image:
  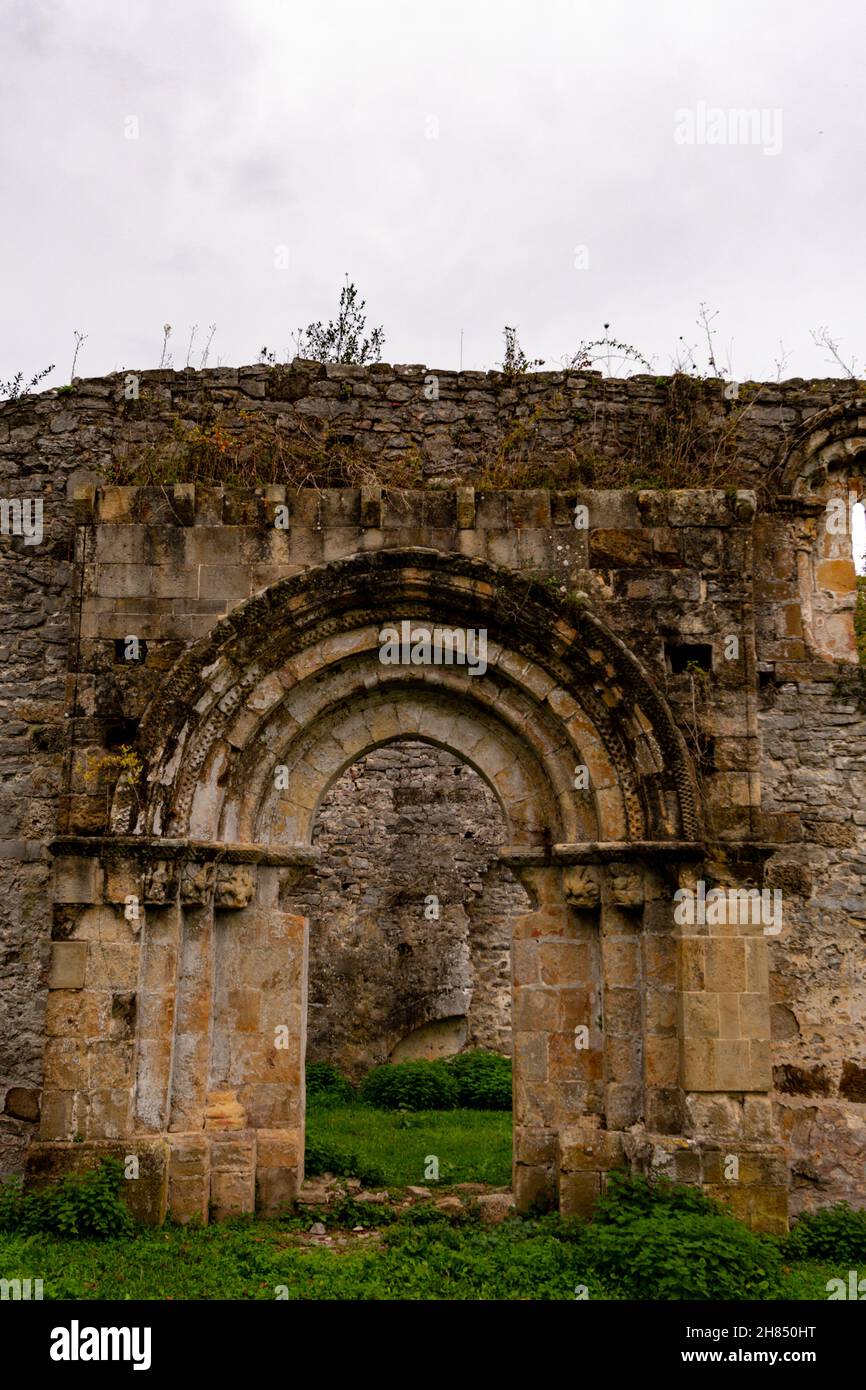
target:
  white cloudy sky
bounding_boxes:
[2,0,864,385]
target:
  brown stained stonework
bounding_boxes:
[1,368,865,1227]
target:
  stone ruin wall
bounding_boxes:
[295,742,521,1077]
[1,362,865,1220]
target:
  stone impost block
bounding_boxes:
[180,860,215,905]
[104,858,142,904]
[605,864,644,909]
[142,861,179,904]
[214,864,256,909]
[562,865,601,909]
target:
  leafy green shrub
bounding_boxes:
[593,1171,719,1224]
[784,1202,866,1262]
[359,1060,458,1112]
[582,1210,781,1299]
[306,1061,354,1106]
[0,1159,134,1238]
[578,1174,780,1300]
[309,1196,398,1230]
[444,1050,512,1110]
[0,1176,24,1233]
[304,1136,384,1188]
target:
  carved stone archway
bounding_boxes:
[36,550,784,1226]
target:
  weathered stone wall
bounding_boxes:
[758,671,866,1212]
[1,361,857,491]
[1,364,864,1222]
[291,742,521,1077]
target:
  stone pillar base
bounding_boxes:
[24,1128,304,1227]
[24,1139,169,1226]
[557,1123,788,1233]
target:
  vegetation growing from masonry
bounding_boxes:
[24,297,818,493]
[103,368,756,495]
[80,745,144,818]
[0,1158,133,1239]
[105,404,426,491]
[261,275,385,367]
[498,325,545,377]
[0,362,55,400]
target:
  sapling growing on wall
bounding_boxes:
[292,275,386,365]
[0,363,55,400]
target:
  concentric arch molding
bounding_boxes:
[109,548,702,844]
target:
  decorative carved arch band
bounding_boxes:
[111,549,702,847]
[779,398,866,496]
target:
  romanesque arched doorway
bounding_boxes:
[41,548,731,1221]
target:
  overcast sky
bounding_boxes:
[2,0,864,387]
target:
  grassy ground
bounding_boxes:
[0,1107,856,1300]
[0,1212,843,1302]
[305,1104,512,1187]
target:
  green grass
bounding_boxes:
[305,1103,512,1188]
[0,1215,599,1301]
[1,1117,860,1301]
[0,1215,848,1302]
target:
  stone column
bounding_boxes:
[168,861,217,1133]
[134,860,182,1134]
[207,862,309,1214]
[509,858,602,1212]
[599,862,646,1131]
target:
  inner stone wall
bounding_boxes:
[290,741,522,1077]
[757,669,866,1210]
